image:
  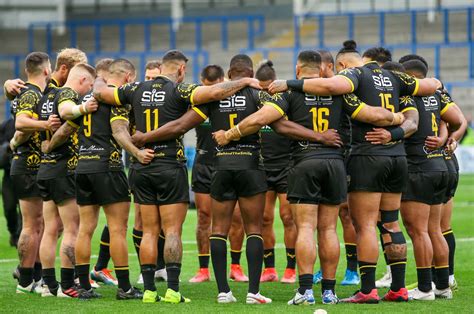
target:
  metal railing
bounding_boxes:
[27,14,265,55]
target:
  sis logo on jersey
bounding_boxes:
[219,95,246,108]
[141,89,166,104]
[372,74,393,87]
[41,100,54,114]
[304,94,332,104]
[421,95,439,110]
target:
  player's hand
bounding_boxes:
[446,137,458,154]
[392,112,405,125]
[268,80,288,94]
[4,79,26,96]
[41,140,51,154]
[245,78,262,90]
[212,130,230,146]
[46,114,61,132]
[365,128,392,145]
[135,148,154,164]
[9,138,17,152]
[84,97,99,113]
[131,131,147,148]
[318,129,343,147]
[425,136,445,150]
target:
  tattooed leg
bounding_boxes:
[58,198,80,268]
[18,198,43,268]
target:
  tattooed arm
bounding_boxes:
[111,119,154,164]
[42,122,77,154]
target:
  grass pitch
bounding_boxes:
[0,174,473,313]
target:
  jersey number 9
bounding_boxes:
[83,114,92,137]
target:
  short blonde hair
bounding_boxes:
[55,48,88,71]
[70,63,96,79]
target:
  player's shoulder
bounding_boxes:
[57,86,79,102]
[338,67,362,77]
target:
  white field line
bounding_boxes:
[1,237,473,264]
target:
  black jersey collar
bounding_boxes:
[25,81,42,92]
[363,60,380,69]
[50,77,60,87]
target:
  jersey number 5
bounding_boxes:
[309,107,329,132]
[83,114,92,137]
[145,109,159,132]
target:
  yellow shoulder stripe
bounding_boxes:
[110,116,128,123]
[190,87,198,106]
[192,106,208,120]
[350,103,365,119]
[337,75,355,93]
[440,102,455,116]
[16,110,33,117]
[412,79,420,96]
[263,101,285,116]
[113,88,122,106]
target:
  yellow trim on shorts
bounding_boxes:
[401,107,418,113]
[113,88,122,106]
[337,75,355,93]
[350,103,365,119]
[263,102,285,116]
[192,106,208,120]
[440,102,455,116]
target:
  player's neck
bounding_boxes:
[26,75,47,92]
[159,72,178,82]
[51,72,62,86]
[297,72,319,79]
[107,78,124,87]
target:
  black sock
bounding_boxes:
[286,248,296,269]
[230,250,241,265]
[246,234,264,294]
[321,278,336,294]
[60,268,75,290]
[42,268,58,289]
[33,262,42,282]
[443,229,456,276]
[141,264,156,291]
[263,248,275,268]
[18,267,34,287]
[431,266,437,286]
[379,233,390,264]
[132,228,142,263]
[166,263,181,292]
[345,244,358,271]
[298,274,313,294]
[359,261,376,294]
[157,232,166,270]
[95,225,110,271]
[115,266,131,291]
[435,266,449,290]
[75,264,91,290]
[416,268,432,292]
[198,254,210,269]
[210,234,230,293]
[389,261,406,291]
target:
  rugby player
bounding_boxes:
[129,53,339,304]
[313,49,360,286]
[92,50,263,303]
[254,60,296,284]
[391,59,462,300]
[189,64,248,283]
[10,52,61,294]
[268,40,440,303]
[144,60,162,81]
[217,50,406,305]
[38,63,96,297]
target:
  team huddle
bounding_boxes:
[4,39,466,305]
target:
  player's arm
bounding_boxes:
[365,109,419,145]
[343,94,405,127]
[189,78,261,105]
[270,118,342,147]
[58,97,98,120]
[441,101,467,153]
[131,108,205,147]
[111,119,154,164]
[425,120,448,150]
[268,76,354,96]
[9,131,30,151]
[3,79,25,100]
[42,122,77,154]
[413,78,441,96]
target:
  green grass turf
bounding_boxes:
[0,174,473,313]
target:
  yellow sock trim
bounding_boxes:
[198,254,210,257]
[345,243,357,246]
[210,236,227,242]
[159,234,166,239]
[247,234,263,241]
[416,266,432,269]
[230,249,242,253]
[442,230,453,236]
[115,266,129,271]
[434,265,449,269]
[359,265,376,270]
[76,263,90,266]
[100,241,110,246]
[388,261,407,266]
[132,233,142,239]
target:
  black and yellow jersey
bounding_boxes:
[115,76,197,172]
[260,125,291,170]
[36,79,61,143]
[338,61,418,156]
[194,88,284,170]
[194,119,215,166]
[276,90,362,163]
[75,89,128,174]
[10,82,43,175]
[37,87,80,179]
[405,91,453,172]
